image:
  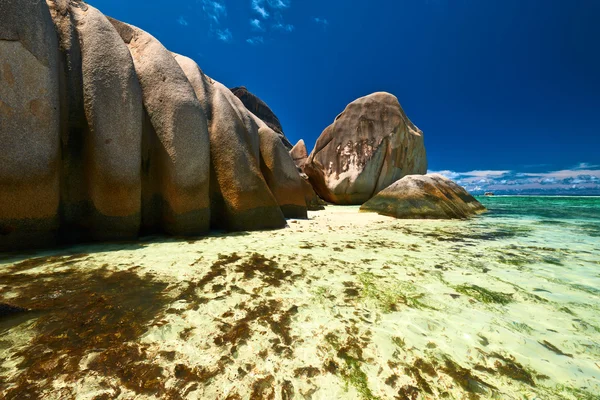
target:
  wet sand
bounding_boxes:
[0,205,599,399]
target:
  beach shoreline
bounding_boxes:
[1,200,599,399]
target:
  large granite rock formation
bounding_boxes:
[0,0,307,250]
[0,0,61,249]
[230,86,293,150]
[304,92,428,205]
[360,174,486,219]
[173,54,306,226]
[111,20,211,235]
[72,5,145,239]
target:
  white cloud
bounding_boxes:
[202,0,227,24]
[267,0,291,9]
[217,28,233,42]
[252,0,269,18]
[246,36,264,45]
[201,0,233,43]
[572,162,599,170]
[273,22,294,32]
[429,165,600,194]
[250,0,294,37]
[250,18,263,30]
[312,16,329,25]
[272,12,294,32]
[460,170,512,178]
[177,16,189,26]
[430,170,462,180]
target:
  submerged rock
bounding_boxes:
[360,174,486,219]
[304,92,427,205]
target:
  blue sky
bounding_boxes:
[89,0,600,194]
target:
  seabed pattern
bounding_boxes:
[0,198,599,400]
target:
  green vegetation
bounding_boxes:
[538,340,573,358]
[489,352,536,386]
[324,332,380,400]
[0,265,173,398]
[455,284,513,305]
[441,357,497,397]
[391,336,406,349]
[510,321,534,334]
[358,272,434,312]
[417,224,533,243]
[550,385,600,400]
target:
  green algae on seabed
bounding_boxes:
[358,272,435,312]
[0,199,599,399]
[455,284,514,305]
[413,223,534,242]
[0,265,172,399]
[324,331,380,400]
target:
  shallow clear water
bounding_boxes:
[0,197,599,399]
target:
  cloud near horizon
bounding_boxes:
[431,165,600,195]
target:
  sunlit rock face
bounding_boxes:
[0,0,306,250]
[304,92,428,205]
[290,139,309,170]
[360,174,486,219]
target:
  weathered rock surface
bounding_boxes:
[230,86,293,150]
[304,92,427,205]
[0,1,307,250]
[111,20,211,236]
[256,120,308,219]
[0,0,61,249]
[289,139,326,210]
[299,178,327,211]
[360,174,486,219]
[72,5,143,239]
[290,139,309,170]
[174,54,288,230]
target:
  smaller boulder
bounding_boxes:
[360,174,486,219]
[290,140,326,210]
[290,139,309,170]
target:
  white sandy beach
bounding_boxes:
[0,206,599,399]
